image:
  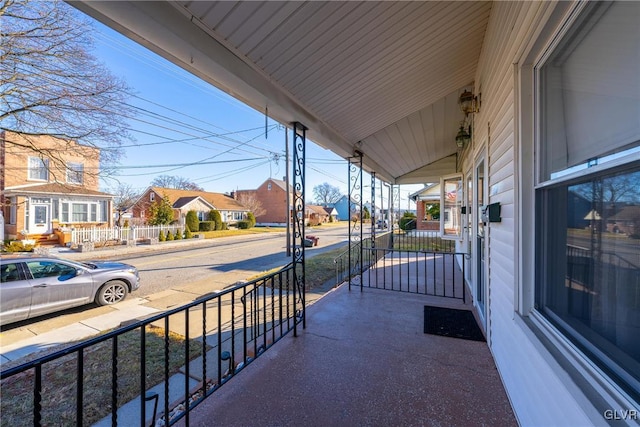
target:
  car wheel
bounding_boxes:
[96,280,128,306]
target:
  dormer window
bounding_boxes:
[28,157,49,181]
[66,162,84,185]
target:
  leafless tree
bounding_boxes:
[236,192,266,218]
[110,183,139,226]
[150,175,204,191]
[313,182,343,205]
[0,0,134,175]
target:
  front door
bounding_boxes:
[473,157,487,323]
[30,203,50,234]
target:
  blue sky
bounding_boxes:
[90,18,419,208]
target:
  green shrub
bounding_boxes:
[184,228,192,239]
[246,212,256,228]
[186,210,199,234]
[399,212,417,231]
[237,220,250,229]
[221,222,228,230]
[3,241,35,252]
[166,230,174,241]
[174,229,182,240]
[208,210,222,230]
[199,221,214,231]
[158,231,166,242]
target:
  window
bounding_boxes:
[536,1,640,400]
[1,263,21,283]
[28,157,49,181]
[440,174,463,239]
[100,200,108,222]
[150,193,155,202]
[72,203,88,222]
[9,197,16,224]
[66,162,83,185]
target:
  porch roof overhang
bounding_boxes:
[71,1,491,184]
[3,183,114,198]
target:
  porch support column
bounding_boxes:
[348,151,363,291]
[292,122,307,334]
[371,172,376,248]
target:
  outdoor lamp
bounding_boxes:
[458,89,479,116]
[456,125,471,148]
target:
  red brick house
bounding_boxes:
[234,178,294,226]
[1,131,113,242]
[410,184,440,231]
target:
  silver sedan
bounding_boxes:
[0,254,140,325]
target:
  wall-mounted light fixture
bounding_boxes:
[456,89,479,149]
[458,89,479,116]
[455,123,471,148]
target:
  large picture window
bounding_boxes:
[536,1,640,400]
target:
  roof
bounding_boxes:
[3,183,113,198]
[609,206,640,221]
[323,207,338,215]
[307,205,330,215]
[149,187,247,211]
[75,1,491,184]
[410,183,440,201]
[172,196,214,210]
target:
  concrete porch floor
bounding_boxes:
[177,283,516,427]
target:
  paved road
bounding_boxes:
[0,224,352,363]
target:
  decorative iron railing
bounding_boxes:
[335,231,465,302]
[0,263,303,427]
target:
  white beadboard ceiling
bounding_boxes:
[72,1,491,184]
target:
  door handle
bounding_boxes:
[33,284,48,288]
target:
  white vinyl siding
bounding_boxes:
[471,2,601,425]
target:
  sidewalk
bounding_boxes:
[1,232,342,365]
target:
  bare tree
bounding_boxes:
[110,183,139,226]
[0,0,134,174]
[236,192,266,218]
[313,182,343,205]
[150,175,204,191]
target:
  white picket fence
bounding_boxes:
[70,225,184,244]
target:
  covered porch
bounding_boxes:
[177,283,514,427]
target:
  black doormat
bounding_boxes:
[424,306,485,342]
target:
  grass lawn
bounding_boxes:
[0,326,204,426]
[246,244,349,290]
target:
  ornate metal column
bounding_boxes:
[292,122,307,334]
[348,151,363,291]
[370,172,376,248]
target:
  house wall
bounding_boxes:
[2,131,100,190]
[465,2,623,425]
[238,180,290,224]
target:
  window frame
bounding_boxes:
[66,162,84,185]
[522,0,640,406]
[28,157,49,181]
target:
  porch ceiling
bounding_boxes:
[72,1,491,184]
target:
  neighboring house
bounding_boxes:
[1,131,113,242]
[130,187,248,226]
[608,205,640,236]
[323,206,338,222]
[328,195,355,221]
[234,178,294,226]
[305,205,329,226]
[410,184,440,231]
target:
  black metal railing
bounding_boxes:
[0,263,303,427]
[334,231,464,302]
[334,232,392,285]
[361,249,466,302]
[392,230,455,252]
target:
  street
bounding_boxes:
[0,224,352,362]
